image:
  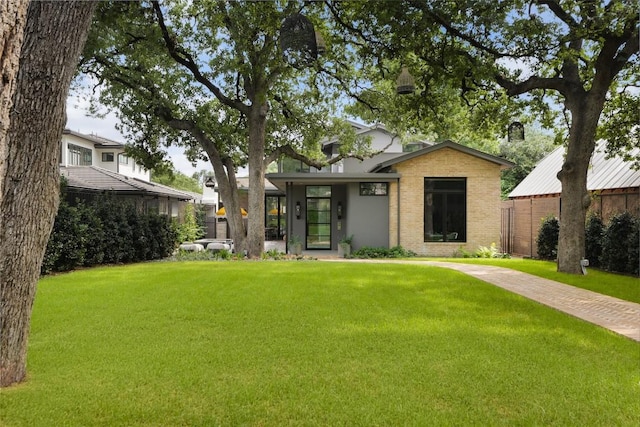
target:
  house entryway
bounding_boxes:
[306,186,332,249]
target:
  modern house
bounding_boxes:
[502,141,640,257]
[60,129,194,218]
[267,122,513,256]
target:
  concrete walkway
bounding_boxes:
[324,259,640,342]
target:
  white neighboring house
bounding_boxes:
[59,129,195,220]
[61,129,150,180]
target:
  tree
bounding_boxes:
[79,0,371,257]
[0,0,96,388]
[0,0,30,200]
[330,0,638,274]
[151,166,203,194]
[500,127,557,198]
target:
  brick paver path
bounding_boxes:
[326,259,640,342]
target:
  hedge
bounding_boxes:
[42,194,178,275]
[536,212,639,275]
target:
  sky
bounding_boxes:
[65,95,215,177]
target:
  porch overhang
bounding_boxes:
[265,172,401,191]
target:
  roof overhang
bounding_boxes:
[266,172,401,191]
[370,140,515,172]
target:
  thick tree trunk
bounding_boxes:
[0,0,96,388]
[0,0,30,200]
[246,105,267,258]
[556,92,605,274]
[197,136,246,253]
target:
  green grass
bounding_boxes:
[437,258,640,303]
[2,262,639,426]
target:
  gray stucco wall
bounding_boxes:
[286,183,388,251]
[345,182,389,250]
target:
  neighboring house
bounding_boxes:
[267,122,513,256]
[502,140,640,257]
[60,129,194,219]
[62,129,149,181]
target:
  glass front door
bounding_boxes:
[306,186,331,249]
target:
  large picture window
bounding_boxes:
[424,178,466,242]
[68,144,92,166]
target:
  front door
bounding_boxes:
[306,186,331,249]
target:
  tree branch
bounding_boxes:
[536,0,579,28]
[150,0,248,114]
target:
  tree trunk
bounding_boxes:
[556,91,605,274]
[0,0,30,201]
[0,0,96,388]
[197,136,246,253]
[246,105,267,258]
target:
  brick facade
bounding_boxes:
[389,147,504,256]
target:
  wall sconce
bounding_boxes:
[295,201,301,219]
[337,201,343,219]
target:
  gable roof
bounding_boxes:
[369,140,514,172]
[508,140,640,198]
[61,166,193,200]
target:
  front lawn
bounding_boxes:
[441,258,640,303]
[2,262,638,425]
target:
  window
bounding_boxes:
[306,186,331,249]
[119,154,129,165]
[280,157,310,173]
[68,144,92,166]
[360,182,388,196]
[424,178,466,242]
[102,152,114,162]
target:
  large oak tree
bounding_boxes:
[78,0,375,257]
[0,0,96,387]
[330,0,638,273]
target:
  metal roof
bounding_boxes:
[60,166,194,200]
[508,140,640,198]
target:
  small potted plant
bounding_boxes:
[288,234,303,255]
[338,234,353,258]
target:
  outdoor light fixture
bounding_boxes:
[508,121,525,142]
[337,201,343,219]
[295,201,301,219]
[204,176,216,188]
[280,13,318,68]
[396,66,415,95]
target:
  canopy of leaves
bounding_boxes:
[329,0,638,160]
[151,166,202,194]
[77,0,380,172]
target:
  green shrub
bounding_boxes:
[352,246,416,259]
[78,201,105,266]
[453,243,510,259]
[175,203,204,243]
[42,189,179,274]
[601,212,638,274]
[626,219,639,276]
[475,243,510,259]
[584,213,604,268]
[536,216,559,260]
[41,201,87,274]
